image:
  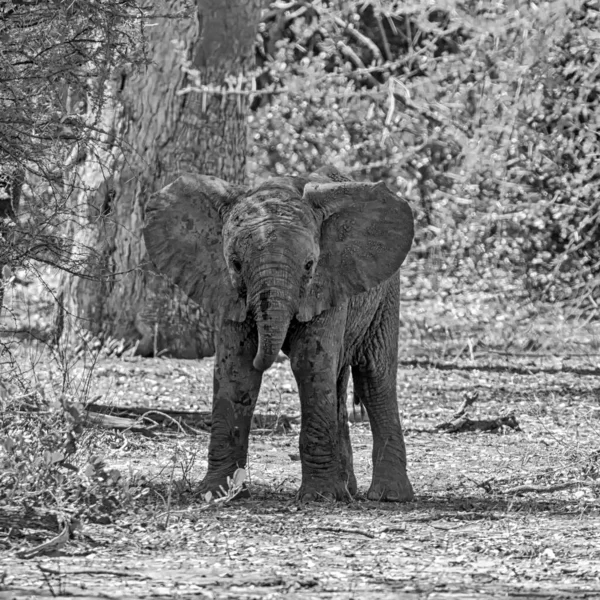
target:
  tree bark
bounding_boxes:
[57,0,265,357]
[0,168,24,316]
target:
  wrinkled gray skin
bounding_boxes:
[143,167,415,502]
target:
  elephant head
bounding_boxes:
[143,173,414,372]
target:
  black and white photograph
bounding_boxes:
[1,1,599,598]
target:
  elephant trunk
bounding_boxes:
[253,322,286,372]
[250,278,294,372]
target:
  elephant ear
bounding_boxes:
[298,181,414,321]
[143,174,247,321]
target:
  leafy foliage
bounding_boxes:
[0,418,116,524]
[249,0,600,310]
[0,346,144,524]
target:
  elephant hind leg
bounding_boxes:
[337,365,357,497]
[352,289,414,502]
[352,357,413,502]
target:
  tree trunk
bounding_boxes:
[0,168,24,316]
[56,0,265,357]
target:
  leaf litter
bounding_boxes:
[2,349,600,599]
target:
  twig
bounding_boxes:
[428,523,465,531]
[466,476,495,494]
[405,511,508,523]
[332,15,383,62]
[181,422,210,435]
[452,391,479,418]
[38,566,140,577]
[139,410,187,434]
[16,521,71,559]
[375,13,393,61]
[337,41,380,87]
[505,480,600,495]
[398,358,600,377]
[270,0,304,10]
[83,411,155,435]
[449,340,470,364]
[154,489,247,521]
[313,525,408,537]
[309,526,375,538]
[164,449,177,529]
[487,350,600,358]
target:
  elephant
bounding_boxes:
[143,167,415,502]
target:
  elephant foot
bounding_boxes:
[198,473,250,501]
[298,475,356,503]
[367,472,414,502]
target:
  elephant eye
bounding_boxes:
[232,258,242,273]
[304,260,314,272]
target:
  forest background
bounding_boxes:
[2,0,599,353]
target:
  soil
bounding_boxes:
[2,347,600,599]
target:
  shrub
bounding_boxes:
[249,0,600,310]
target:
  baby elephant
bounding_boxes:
[143,167,414,502]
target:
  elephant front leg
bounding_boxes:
[289,310,355,502]
[199,320,262,498]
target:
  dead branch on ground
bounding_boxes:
[504,480,600,495]
[406,392,522,434]
[84,402,296,435]
[434,391,521,433]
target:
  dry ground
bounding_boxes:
[2,345,600,599]
[1,280,600,598]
